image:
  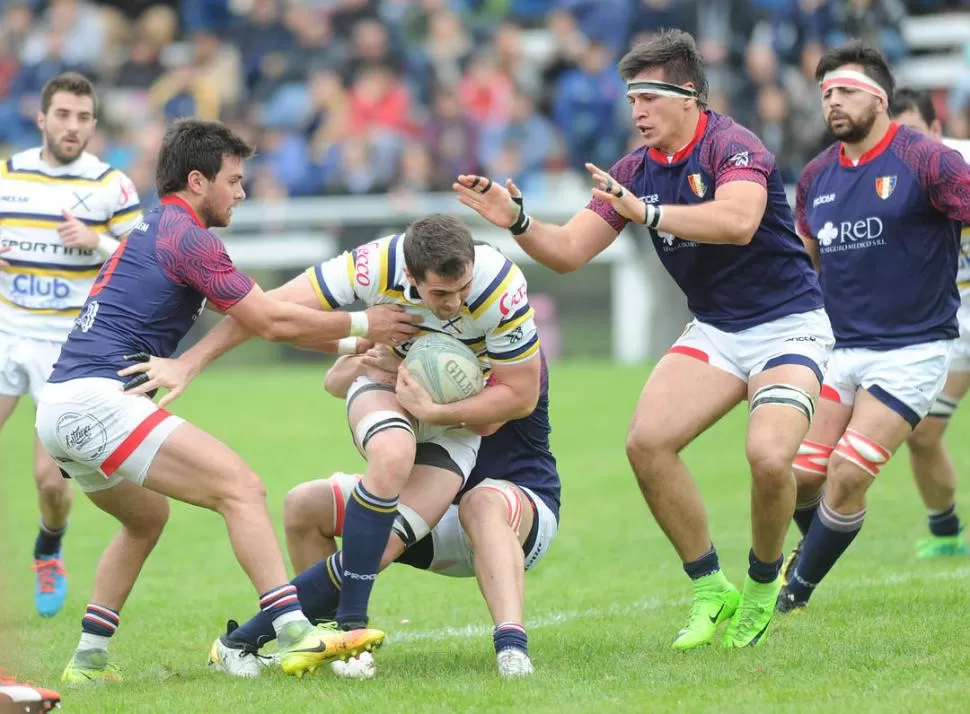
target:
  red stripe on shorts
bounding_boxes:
[101,409,172,477]
[667,345,710,362]
[820,385,842,403]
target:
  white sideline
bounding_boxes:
[386,566,970,644]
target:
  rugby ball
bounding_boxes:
[403,332,484,404]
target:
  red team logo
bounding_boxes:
[499,283,528,316]
[687,173,707,198]
[874,175,897,200]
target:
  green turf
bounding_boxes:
[1,363,968,713]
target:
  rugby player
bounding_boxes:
[777,43,970,613]
[34,118,413,683]
[207,344,558,678]
[454,29,832,648]
[123,215,544,669]
[889,87,969,558]
[0,72,141,617]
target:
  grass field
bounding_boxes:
[1,363,969,714]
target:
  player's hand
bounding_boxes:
[0,245,10,268]
[116,353,197,408]
[57,210,100,249]
[362,304,420,347]
[453,175,520,228]
[395,365,441,423]
[585,163,646,223]
[361,344,403,375]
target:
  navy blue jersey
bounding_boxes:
[50,197,255,383]
[797,124,970,349]
[459,352,560,522]
[587,110,823,332]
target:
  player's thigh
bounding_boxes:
[909,369,970,447]
[0,394,19,428]
[628,352,746,456]
[392,460,465,554]
[829,389,914,497]
[284,478,343,536]
[746,363,823,473]
[345,376,416,463]
[86,478,170,534]
[142,421,264,509]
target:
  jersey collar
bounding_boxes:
[838,122,899,168]
[648,110,709,165]
[161,195,205,228]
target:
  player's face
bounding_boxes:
[37,92,96,165]
[822,82,880,144]
[200,155,246,228]
[411,263,474,321]
[627,68,696,152]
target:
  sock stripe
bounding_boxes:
[928,505,956,520]
[85,604,119,625]
[326,553,343,590]
[259,584,297,607]
[796,491,823,510]
[351,483,399,513]
[494,622,527,634]
[818,498,866,531]
[39,520,66,536]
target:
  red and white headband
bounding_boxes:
[819,70,888,103]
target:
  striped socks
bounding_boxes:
[788,496,865,603]
[78,604,119,652]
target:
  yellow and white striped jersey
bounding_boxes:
[306,233,540,369]
[944,138,970,304]
[0,149,142,342]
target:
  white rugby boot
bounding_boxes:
[496,648,534,678]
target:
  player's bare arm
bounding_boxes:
[396,354,541,427]
[324,354,396,399]
[453,175,619,273]
[586,163,767,245]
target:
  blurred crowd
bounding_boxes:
[2,0,969,209]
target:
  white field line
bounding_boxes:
[387,566,970,644]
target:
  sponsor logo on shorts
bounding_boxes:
[785,335,818,342]
[56,412,108,462]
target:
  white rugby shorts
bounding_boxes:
[670,308,834,383]
[0,331,62,402]
[950,305,970,373]
[35,378,184,493]
[821,340,954,427]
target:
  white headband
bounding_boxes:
[819,70,888,103]
[626,80,697,100]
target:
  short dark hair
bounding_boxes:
[890,86,937,126]
[815,40,895,104]
[41,72,97,115]
[403,214,476,282]
[155,118,255,196]
[617,29,709,106]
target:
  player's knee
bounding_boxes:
[458,486,508,530]
[127,497,170,543]
[217,461,267,512]
[283,482,333,535]
[34,460,70,497]
[625,425,670,477]
[746,441,794,488]
[365,431,416,491]
[826,452,874,500]
[907,418,945,453]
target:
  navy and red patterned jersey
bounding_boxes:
[50,196,255,383]
[586,110,822,333]
[459,351,560,522]
[797,123,970,350]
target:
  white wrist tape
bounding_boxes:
[337,337,358,355]
[349,311,368,338]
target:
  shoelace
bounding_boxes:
[733,600,770,636]
[33,559,66,594]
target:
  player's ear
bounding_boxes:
[186,169,207,195]
[35,111,45,132]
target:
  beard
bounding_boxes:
[199,194,229,228]
[826,103,878,144]
[45,132,86,165]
